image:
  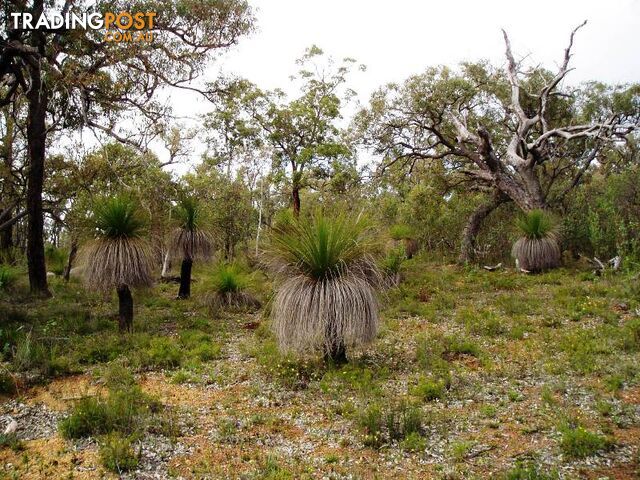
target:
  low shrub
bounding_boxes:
[559,425,612,459]
[59,384,158,439]
[411,375,448,401]
[357,399,425,448]
[99,432,139,473]
[207,264,261,314]
[0,265,17,291]
[0,432,24,452]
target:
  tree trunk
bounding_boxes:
[494,169,546,212]
[324,315,347,365]
[292,186,301,217]
[325,342,347,365]
[63,237,78,282]
[0,208,14,261]
[458,191,509,264]
[25,27,51,297]
[161,250,171,278]
[177,258,192,299]
[1,113,15,260]
[116,284,134,332]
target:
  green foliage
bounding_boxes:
[357,400,424,448]
[411,376,448,401]
[389,224,414,240]
[381,247,405,276]
[142,337,183,369]
[400,431,427,452]
[269,211,375,280]
[99,433,139,473]
[0,265,17,291]
[91,196,147,239]
[499,461,559,480]
[211,264,249,294]
[59,384,158,439]
[559,425,612,458]
[516,210,555,240]
[45,245,67,276]
[174,196,202,232]
[0,433,24,452]
[564,167,640,264]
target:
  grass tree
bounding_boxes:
[83,197,154,332]
[267,212,381,364]
[169,197,213,299]
[512,210,561,273]
[206,263,260,315]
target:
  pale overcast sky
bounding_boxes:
[159,0,640,170]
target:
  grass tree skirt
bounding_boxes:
[272,275,379,362]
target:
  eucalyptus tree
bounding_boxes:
[0,0,254,296]
[357,23,639,263]
[207,46,361,216]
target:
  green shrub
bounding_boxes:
[0,265,17,291]
[211,263,249,293]
[389,224,414,241]
[411,376,448,401]
[59,385,157,439]
[45,244,67,276]
[381,247,405,275]
[143,337,183,369]
[443,335,481,357]
[512,210,561,272]
[499,461,559,479]
[0,433,24,452]
[358,399,424,448]
[559,425,612,459]
[516,210,555,240]
[400,431,427,452]
[99,433,139,473]
[207,264,260,313]
[358,403,383,448]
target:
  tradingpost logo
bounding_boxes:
[5,7,157,43]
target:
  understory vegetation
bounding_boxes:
[1,255,639,478]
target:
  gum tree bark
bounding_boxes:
[458,190,510,264]
[25,20,51,297]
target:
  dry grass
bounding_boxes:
[272,272,379,356]
[169,229,213,262]
[512,236,561,272]
[82,237,154,291]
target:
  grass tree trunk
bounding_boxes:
[63,237,78,282]
[458,191,509,264]
[116,284,134,332]
[325,342,347,365]
[178,258,193,299]
[324,316,347,365]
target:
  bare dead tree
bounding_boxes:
[358,22,638,263]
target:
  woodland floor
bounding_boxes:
[0,258,639,479]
